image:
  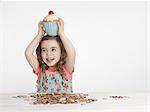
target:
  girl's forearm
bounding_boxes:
[25,34,42,55]
[59,33,75,55]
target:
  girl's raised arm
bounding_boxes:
[25,21,45,71]
[57,19,76,73]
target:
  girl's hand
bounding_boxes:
[38,21,45,36]
[57,18,64,36]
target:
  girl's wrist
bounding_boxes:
[59,33,65,37]
[37,32,44,37]
[36,33,43,40]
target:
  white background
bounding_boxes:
[0,1,149,93]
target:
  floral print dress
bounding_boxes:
[33,65,73,93]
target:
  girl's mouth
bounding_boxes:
[46,58,55,63]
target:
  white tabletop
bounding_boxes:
[0,92,149,112]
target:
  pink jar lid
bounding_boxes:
[43,10,59,22]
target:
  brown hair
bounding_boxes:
[36,35,67,79]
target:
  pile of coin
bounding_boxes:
[14,93,97,105]
[31,93,97,104]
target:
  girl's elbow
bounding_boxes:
[24,50,29,58]
[24,49,31,57]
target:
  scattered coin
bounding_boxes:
[109,95,129,99]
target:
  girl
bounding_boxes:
[25,19,76,93]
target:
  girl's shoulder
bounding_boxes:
[33,66,42,75]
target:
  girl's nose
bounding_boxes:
[47,51,53,56]
[47,52,51,56]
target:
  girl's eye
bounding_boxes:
[51,48,56,51]
[42,49,46,52]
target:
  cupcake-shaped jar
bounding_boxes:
[43,11,59,36]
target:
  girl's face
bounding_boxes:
[41,39,61,67]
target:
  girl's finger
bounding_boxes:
[38,21,43,27]
[58,18,64,24]
[58,18,63,22]
[57,21,60,27]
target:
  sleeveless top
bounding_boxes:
[33,65,73,93]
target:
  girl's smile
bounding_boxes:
[46,57,55,63]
